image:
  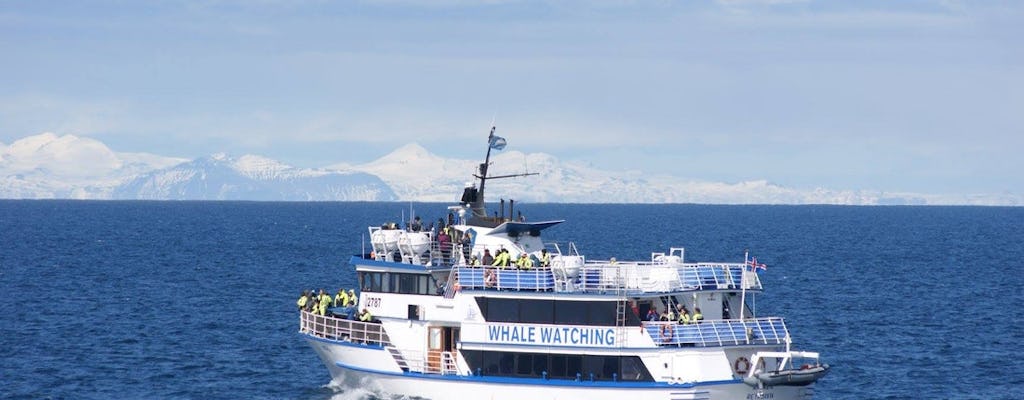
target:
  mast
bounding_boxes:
[468,126,537,222]
[470,127,496,219]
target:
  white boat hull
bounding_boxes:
[305,336,816,400]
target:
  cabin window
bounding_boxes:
[460,350,653,382]
[474,297,640,326]
[357,271,434,295]
[553,301,587,325]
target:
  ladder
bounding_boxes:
[614,265,628,348]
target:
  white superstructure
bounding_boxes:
[299,128,829,400]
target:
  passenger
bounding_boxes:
[296,290,309,311]
[484,268,497,287]
[470,255,481,266]
[630,300,640,317]
[492,249,509,268]
[334,289,348,308]
[481,249,494,266]
[516,253,533,270]
[693,307,704,324]
[317,289,331,316]
[438,230,452,264]
[609,257,618,265]
[540,249,551,268]
[647,308,659,322]
[347,289,358,307]
[460,233,472,262]
[410,216,422,232]
[358,308,373,322]
[678,306,691,325]
[660,308,671,322]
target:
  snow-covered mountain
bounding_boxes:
[113,153,395,201]
[0,133,187,199]
[2,132,1019,205]
[335,145,1021,205]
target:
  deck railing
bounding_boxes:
[299,310,390,346]
[451,262,761,294]
[642,317,788,347]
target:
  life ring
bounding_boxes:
[734,357,751,375]
[660,324,674,343]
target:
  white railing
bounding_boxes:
[577,261,761,294]
[299,310,389,345]
[642,317,788,347]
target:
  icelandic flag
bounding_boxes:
[747,257,767,273]
[488,128,507,150]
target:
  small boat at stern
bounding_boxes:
[297,127,830,400]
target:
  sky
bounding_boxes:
[1,0,1021,196]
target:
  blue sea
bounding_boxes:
[2,200,1023,399]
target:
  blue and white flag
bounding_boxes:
[489,135,507,150]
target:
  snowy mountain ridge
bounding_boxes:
[1,132,1020,205]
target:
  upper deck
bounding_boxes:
[451,260,762,295]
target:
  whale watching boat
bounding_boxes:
[298,128,830,399]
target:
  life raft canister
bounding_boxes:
[734,357,751,375]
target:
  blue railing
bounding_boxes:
[456,267,556,291]
[643,317,788,347]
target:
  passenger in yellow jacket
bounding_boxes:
[358,308,373,322]
[334,289,348,307]
[516,254,533,270]
[296,291,309,310]
[317,290,331,315]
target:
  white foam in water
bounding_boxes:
[324,377,390,400]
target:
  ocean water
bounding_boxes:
[1,200,1022,399]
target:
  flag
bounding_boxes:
[488,130,507,150]
[747,257,767,272]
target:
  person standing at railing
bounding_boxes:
[316,290,331,315]
[540,249,551,268]
[492,248,510,268]
[481,249,494,266]
[516,253,533,270]
[693,307,704,324]
[358,308,373,322]
[347,289,358,307]
[297,290,309,311]
[334,289,348,308]
[677,305,691,325]
[438,229,452,264]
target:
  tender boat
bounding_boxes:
[298,127,830,399]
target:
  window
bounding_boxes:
[460,350,652,382]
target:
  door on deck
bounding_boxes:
[427,326,460,373]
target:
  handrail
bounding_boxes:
[300,311,464,375]
[642,317,788,347]
[450,261,761,294]
[299,310,390,346]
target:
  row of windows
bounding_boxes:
[475,297,642,326]
[359,271,438,295]
[460,350,653,382]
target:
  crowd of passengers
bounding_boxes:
[381,212,539,267]
[639,301,704,325]
[296,288,374,323]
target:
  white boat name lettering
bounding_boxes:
[487,324,615,346]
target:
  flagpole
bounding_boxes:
[740,249,749,322]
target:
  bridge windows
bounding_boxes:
[358,271,436,295]
[475,297,641,326]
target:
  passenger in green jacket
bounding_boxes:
[334,289,348,307]
[317,290,331,315]
[358,308,373,322]
[296,290,309,310]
